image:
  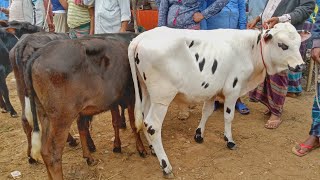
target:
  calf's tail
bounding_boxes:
[128,36,143,132]
[24,54,42,161]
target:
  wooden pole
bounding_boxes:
[131,0,138,33]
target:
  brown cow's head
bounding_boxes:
[261,22,309,75]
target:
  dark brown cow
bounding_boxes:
[9,32,80,164]
[24,37,146,179]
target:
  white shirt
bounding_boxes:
[9,0,33,23]
[261,0,291,23]
[94,0,131,34]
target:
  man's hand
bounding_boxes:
[263,17,279,29]
[312,47,320,64]
[247,16,260,29]
[193,12,204,23]
[119,28,126,33]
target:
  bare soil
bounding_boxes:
[0,72,320,180]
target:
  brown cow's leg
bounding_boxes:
[111,105,121,153]
[119,105,127,129]
[83,116,96,152]
[41,117,72,180]
[21,116,37,164]
[127,102,147,157]
[77,116,96,166]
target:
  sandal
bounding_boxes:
[235,102,250,115]
[292,143,320,157]
[264,119,282,129]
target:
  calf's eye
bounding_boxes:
[278,43,289,50]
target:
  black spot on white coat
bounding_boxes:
[195,53,199,61]
[199,58,205,72]
[161,159,167,168]
[201,82,205,86]
[147,126,155,135]
[135,53,140,64]
[257,33,261,44]
[233,78,238,88]
[189,40,194,48]
[211,59,218,75]
[226,107,231,114]
[143,72,146,80]
[204,83,209,89]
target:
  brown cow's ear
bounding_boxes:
[0,20,8,27]
[6,27,16,34]
[263,33,273,42]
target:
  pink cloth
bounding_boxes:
[74,0,83,5]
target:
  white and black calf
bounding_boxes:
[128,22,308,177]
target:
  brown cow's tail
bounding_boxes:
[24,53,42,161]
[128,35,144,132]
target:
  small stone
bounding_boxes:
[10,171,21,179]
[110,137,115,141]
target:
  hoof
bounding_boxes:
[139,150,147,158]
[113,147,121,153]
[163,171,174,179]
[227,142,237,150]
[28,156,37,164]
[1,108,7,113]
[10,112,18,118]
[88,145,96,152]
[68,139,79,147]
[86,158,98,166]
[194,134,204,143]
[224,135,228,142]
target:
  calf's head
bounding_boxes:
[261,22,310,75]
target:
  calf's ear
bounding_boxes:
[5,27,16,34]
[297,30,312,42]
[263,33,273,42]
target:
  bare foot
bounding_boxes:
[265,114,282,129]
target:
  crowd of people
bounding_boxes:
[0,0,319,157]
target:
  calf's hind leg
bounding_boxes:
[143,103,174,178]
[41,116,73,180]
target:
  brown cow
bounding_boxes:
[24,37,146,179]
[9,32,80,164]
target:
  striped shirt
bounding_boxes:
[67,0,91,28]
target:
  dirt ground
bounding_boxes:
[0,72,320,180]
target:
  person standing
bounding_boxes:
[158,0,230,30]
[247,0,315,129]
[292,10,320,156]
[61,0,94,38]
[51,0,69,33]
[94,0,131,33]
